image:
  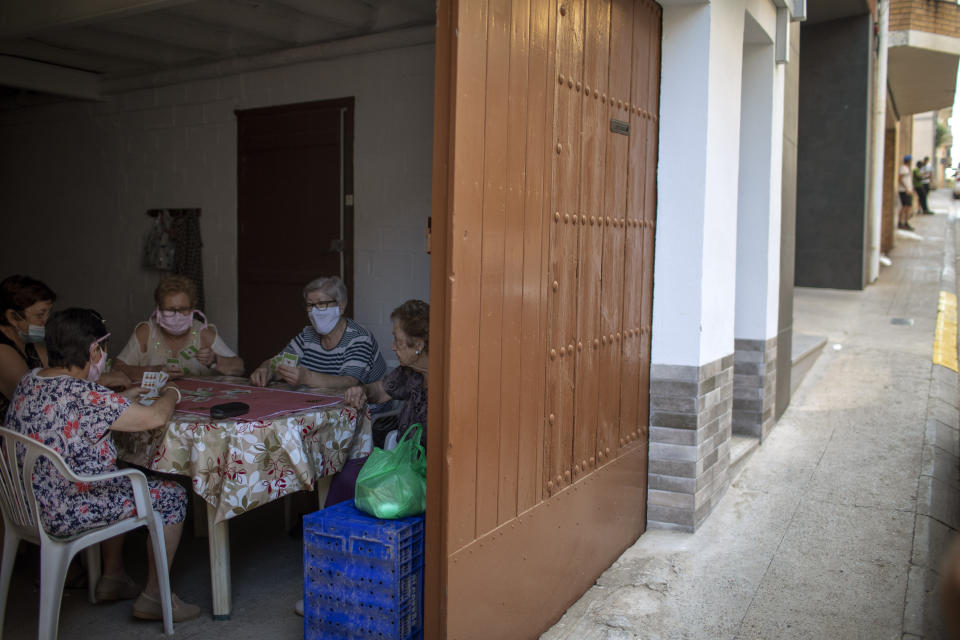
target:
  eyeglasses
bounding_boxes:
[305,300,338,312]
[160,307,192,315]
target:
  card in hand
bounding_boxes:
[139,371,169,405]
[141,371,169,389]
[269,354,283,373]
[280,352,300,368]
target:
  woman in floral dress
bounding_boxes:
[4,308,200,622]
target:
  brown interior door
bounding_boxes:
[237,98,354,370]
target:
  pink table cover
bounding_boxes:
[173,378,340,420]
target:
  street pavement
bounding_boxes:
[542,189,960,640]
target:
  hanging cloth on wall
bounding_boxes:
[167,208,205,312]
[143,210,176,270]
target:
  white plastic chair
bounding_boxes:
[0,426,174,639]
[371,402,402,451]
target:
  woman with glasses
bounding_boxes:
[344,299,429,448]
[114,275,244,381]
[249,276,386,390]
[5,308,200,621]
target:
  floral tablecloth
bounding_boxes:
[114,403,372,523]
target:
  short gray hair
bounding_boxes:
[302,276,348,306]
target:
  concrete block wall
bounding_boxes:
[733,337,777,439]
[0,43,434,359]
[647,355,734,531]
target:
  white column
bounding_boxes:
[653,1,745,367]
[868,0,889,282]
[735,19,782,342]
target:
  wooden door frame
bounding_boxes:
[424,0,454,636]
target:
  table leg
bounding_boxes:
[207,503,232,620]
[192,492,209,538]
[315,475,332,509]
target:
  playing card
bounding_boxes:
[141,371,163,389]
[281,352,300,368]
[269,354,283,373]
[179,345,199,361]
[139,370,169,405]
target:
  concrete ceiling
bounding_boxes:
[805,0,873,25]
[0,0,436,101]
[888,43,960,117]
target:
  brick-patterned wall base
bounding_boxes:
[733,337,777,440]
[647,354,733,532]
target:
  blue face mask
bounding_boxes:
[17,322,45,343]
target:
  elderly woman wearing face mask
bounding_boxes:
[344,299,429,447]
[114,275,244,381]
[0,275,56,418]
[250,276,386,390]
[5,308,200,621]
[1,276,132,416]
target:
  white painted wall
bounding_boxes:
[655,0,785,366]
[654,1,743,367]
[735,24,783,341]
[700,2,746,363]
[651,4,711,367]
[912,111,937,167]
[0,43,434,364]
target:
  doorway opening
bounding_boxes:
[236,98,355,368]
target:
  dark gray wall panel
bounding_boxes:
[796,13,872,290]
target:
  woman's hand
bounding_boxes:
[196,346,215,367]
[343,385,367,409]
[161,384,181,404]
[160,364,184,379]
[119,386,148,401]
[275,364,307,386]
[250,367,271,387]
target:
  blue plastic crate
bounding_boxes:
[303,500,424,640]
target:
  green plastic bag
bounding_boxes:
[354,423,426,519]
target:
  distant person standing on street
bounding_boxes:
[899,155,915,231]
[913,160,927,217]
[921,156,933,214]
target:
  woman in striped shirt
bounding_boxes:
[249,276,386,390]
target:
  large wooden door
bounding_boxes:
[237,99,354,369]
[427,0,661,638]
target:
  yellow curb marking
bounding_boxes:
[934,291,958,372]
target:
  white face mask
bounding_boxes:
[309,306,341,336]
